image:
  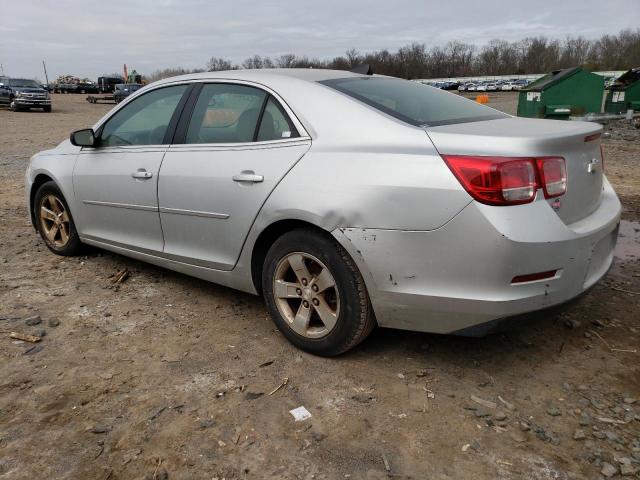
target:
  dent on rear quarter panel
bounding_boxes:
[257,148,471,232]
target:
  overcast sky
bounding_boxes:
[2,0,639,81]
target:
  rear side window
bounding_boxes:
[186,84,266,144]
[257,97,298,141]
[186,84,299,144]
[320,77,507,127]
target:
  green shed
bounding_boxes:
[604,67,640,114]
[517,67,604,119]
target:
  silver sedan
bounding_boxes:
[25,69,621,355]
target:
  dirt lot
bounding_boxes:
[1,93,639,480]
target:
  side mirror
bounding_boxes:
[70,128,97,147]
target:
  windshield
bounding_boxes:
[9,78,40,88]
[320,77,507,127]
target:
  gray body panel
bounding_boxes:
[74,145,166,252]
[25,69,622,334]
[159,139,311,270]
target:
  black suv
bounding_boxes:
[0,78,52,112]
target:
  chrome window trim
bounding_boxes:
[92,79,310,142]
[166,137,311,152]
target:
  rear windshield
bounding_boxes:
[319,77,507,127]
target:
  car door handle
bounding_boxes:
[232,171,263,183]
[131,169,153,179]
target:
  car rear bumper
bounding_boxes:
[333,177,621,334]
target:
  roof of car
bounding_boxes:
[153,68,365,87]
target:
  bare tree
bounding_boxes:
[195,28,640,80]
[275,54,297,68]
[345,48,362,67]
[206,57,235,72]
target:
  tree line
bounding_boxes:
[146,28,640,82]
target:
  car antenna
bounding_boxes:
[350,64,373,75]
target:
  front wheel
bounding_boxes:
[44,106,52,112]
[262,229,375,356]
[34,181,82,256]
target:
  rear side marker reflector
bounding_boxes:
[442,155,567,206]
[511,270,558,284]
[584,133,601,142]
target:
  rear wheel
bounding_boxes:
[34,181,82,256]
[262,229,375,356]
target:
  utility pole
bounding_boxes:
[0,64,5,76]
[42,60,49,85]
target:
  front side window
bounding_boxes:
[320,77,507,127]
[100,85,188,147]
[186,84,267,144]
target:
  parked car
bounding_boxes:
[0,82,11,106]
[25,69,620,355]
[53,83,73,94]
[73,82,100,94]
[0,78,51,112]
[113,83,143,103]
[513,79,530,90]
[457,84,467,92]
[476,83,487,92]
[466,83,477,91]
[501,82,515,91]
[486,83,497,91]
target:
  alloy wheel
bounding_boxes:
[39,194,71,248]
[273,252,340,339]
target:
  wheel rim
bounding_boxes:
[39,194,70,248]
[273,252,340,339]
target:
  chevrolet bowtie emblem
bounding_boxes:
[587,158,600,174]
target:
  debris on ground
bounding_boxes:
[111,269,130,285]
[24,315,41,326]
[470,395,497,409]
[289,406,312,422]
[9,332,42,343]
[268,377,289,395]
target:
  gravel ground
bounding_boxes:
[0,93,639,480]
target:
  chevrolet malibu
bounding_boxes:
[25,69,621,356]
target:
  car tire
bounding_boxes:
[9,100,19,112]
[34,181,82,256]
[262,228,375,356]
[44,106,52,112]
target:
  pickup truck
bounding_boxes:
[0,78,52,112]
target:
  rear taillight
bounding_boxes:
[536,157,567,198]
[442,155,567,206]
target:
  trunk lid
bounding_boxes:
[425,117,604,225]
